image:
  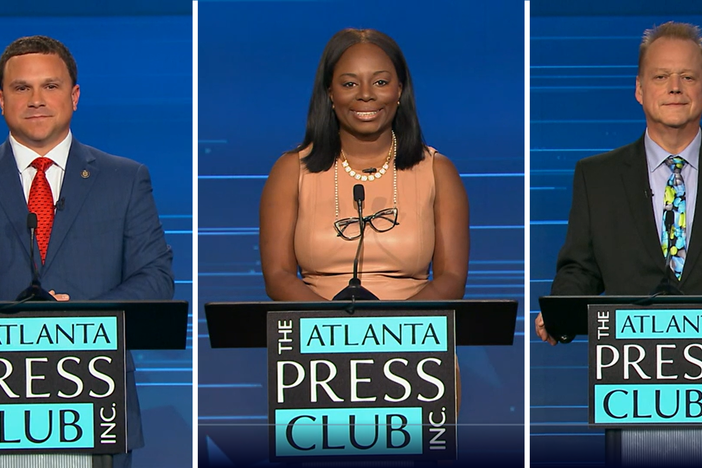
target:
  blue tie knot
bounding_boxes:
[666,155,686,173]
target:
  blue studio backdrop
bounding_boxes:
[530,1,702,466]
[0,2,193,467]
[198,1,524,467]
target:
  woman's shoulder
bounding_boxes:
[262,150,302,210]
[271,144,311,169]
[274,146,313,174]
[271,151,301,174]
[418,145,452,168]
[423,145,443,165]
[422,145,459,178]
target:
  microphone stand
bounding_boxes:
[648,211,684,297]
[16,213,56,302]
[333,185,379,303]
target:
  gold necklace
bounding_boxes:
[339,131,396,182]
[334,134,398,220]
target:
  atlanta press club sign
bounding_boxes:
[589,305,702,426]
[267,309,457,462]
[0,310,126,453]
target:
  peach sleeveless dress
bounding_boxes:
[294,148,436,300]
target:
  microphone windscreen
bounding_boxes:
[27,213,38,230]
[353,184,365,202]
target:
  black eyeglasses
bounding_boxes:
[334,207,399,241]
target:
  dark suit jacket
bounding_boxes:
[0,138,175,451]
[552,133,702,296]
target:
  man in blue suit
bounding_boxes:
[0,36,174,467]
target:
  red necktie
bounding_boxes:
[27,157,55,264]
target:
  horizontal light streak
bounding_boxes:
[530,220,567,225]
[531,119,643,124]
[199,384,262,388]
[531,36,639,41]
[531,65,636,69]
[532,85,630,90]
[531,148,610,152]
[531,405,587,409]
[136,383,192,387]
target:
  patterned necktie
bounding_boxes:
[27,157,55,264]
[661,155,687,280]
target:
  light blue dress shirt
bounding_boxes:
[645,128,701,250]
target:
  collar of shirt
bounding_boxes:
[645,127,701,171]
[10,132,72,204]
[9,131,72,174]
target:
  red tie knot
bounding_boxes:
[31,157,54,173]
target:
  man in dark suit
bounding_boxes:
[0,36,173,467]
[536,21,702,345]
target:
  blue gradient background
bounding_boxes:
[0,2,192,466]
[530,1,702,466]
[198,1,525,467]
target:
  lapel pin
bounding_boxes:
[81,169,90,179]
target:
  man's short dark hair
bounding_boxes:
[0,35,77,89]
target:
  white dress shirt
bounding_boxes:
[10,131,72,205]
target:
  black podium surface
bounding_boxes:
[539,295,702,341]
[0,300,189,350]
[205,300,518,348]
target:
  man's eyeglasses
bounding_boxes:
[334,207,399,241]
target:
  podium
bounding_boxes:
[204,300,517,465]
[0,300,189,349]
[0,300,188,463]
[206,300,517,348]
[540,296,702,467]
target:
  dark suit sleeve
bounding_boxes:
[551,160,605,295]
[93,164,174,300]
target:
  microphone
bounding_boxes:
[354,184,364,208]
[649,275,684,296]
[15,213,56,302]
[56,197,65,211]
[333,184,379,301]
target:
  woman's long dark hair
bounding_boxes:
[296,29,426,172]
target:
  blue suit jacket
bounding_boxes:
[0,138,175,451]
